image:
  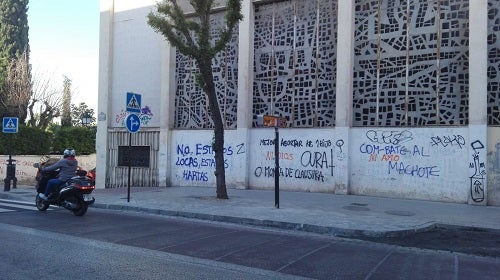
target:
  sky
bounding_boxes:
[28,0,100,112]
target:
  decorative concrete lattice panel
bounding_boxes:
[253,0,337,128]
[353,0,469,126]
[488,0,500,125]
[174,13,239,129]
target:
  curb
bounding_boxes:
[91,202,437,239]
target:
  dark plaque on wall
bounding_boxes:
[118,146,150,167]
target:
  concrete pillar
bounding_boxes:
[334,0,355,194]
[96,0,114,189]
[468,0,488,205]
[158,41,176,187]
[234,0,254,189]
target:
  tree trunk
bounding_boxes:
[199,59,228,199]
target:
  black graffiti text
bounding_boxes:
[366,130,413,145]
[236,143,245,154]
[254,166,325,182]
[430,135,466,149]
[281,139,303,147]
[300,150,335,176]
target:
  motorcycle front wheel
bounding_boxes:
[35,195,49,211]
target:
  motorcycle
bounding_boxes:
[33,157,96,216]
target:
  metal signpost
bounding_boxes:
[125,92,142,202]
[257,115,286,208]
[2,117,18,191]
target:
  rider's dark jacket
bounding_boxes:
[42,156,78,181]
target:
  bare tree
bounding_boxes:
[148,0,242,199]
[26,68,64,129]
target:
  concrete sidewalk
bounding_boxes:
[2,185,500,237]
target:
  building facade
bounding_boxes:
[98,0,500,205]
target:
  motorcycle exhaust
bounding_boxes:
[62,201,78,210]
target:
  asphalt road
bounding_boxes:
[359,225,500,258]
[0,222,298,280]
[0,199,499,279]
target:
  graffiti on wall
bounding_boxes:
[175,142,246,182]
[0,158,34,181]
[354,128,494,202]
[430,135,466,149]
[253,137,343,183]
[174,135,343,186]
[469,140,486,203]
[358,130,440,179]
[115,105,154,126]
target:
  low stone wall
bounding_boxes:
[0,154,96,186]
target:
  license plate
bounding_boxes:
[83,194,93,201]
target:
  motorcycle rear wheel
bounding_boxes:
[72,204,88,216]
[66,195,88,216]
[35,195,49,211]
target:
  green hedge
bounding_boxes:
[0,125,96,155]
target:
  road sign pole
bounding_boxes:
[125,91,142,202]
[128,132,131,203]
[3,118,18,191]
[275,126,279,209]
[4,136,12,191]
[257,114,284,208]
[9,135,13,188]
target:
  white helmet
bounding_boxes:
[63,148,76,157]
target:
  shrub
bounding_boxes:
[0,125,51,155]
[0,125,96,155]
[49,125,96,155]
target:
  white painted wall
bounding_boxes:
[170,130,247,187]
[170,129,339,192]
[350,128,470,203]
[488,127,500,205]
[168,127,481,204]
[249,128,337,192]
[111,0,163,128]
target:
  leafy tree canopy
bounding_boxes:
[0,0,29,83]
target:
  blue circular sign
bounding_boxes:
[125,114,141,133]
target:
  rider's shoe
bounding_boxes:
[39,193,48,201]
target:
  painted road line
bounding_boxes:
[0,200,54,211]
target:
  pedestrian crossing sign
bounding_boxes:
[2,117,18,133]
[126,92,141,113]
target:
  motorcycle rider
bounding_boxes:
[38,148,78,200]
